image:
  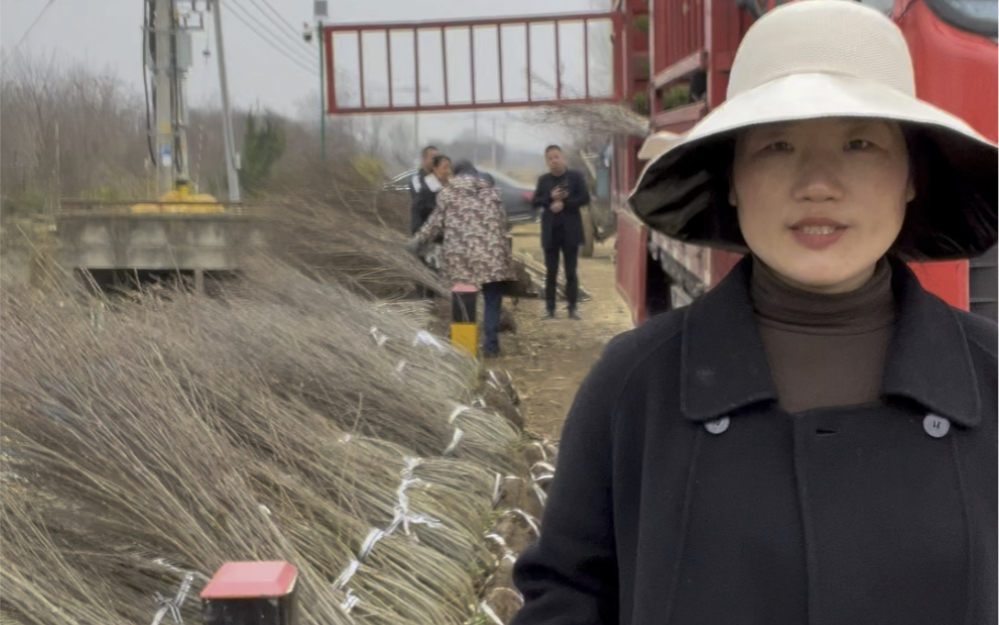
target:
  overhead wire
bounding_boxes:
[234,0,318,68]
[221,2,316,75]
[224,0,316,70]
[252,0,309,44]
[238,0,315,61]
[1,0,60,71]
[245,0,317,63]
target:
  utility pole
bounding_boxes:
[152,0,175,196]
[175,24,194,185]
[314,1,328,161]
[212,0,241,202]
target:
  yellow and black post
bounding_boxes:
[451,283,479,358]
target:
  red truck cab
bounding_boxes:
[612,0,997,325]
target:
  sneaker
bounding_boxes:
[482,348,501,359]
[568,309,582,320]
[542,310,556,320]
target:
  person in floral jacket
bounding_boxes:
[409,160,516,357]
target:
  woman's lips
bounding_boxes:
[790,218,847,250]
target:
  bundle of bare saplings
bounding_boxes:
[254,158,447,300]
[0,164,551,624]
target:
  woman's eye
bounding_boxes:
[846,139,872,150]
[763,141,793,152]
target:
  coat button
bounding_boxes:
[704,416,730,435]
[923,414,951,438]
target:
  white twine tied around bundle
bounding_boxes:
[529,461,556,506]
[479,592,525,625]
[369,326,389,347]
[484,533,518,565]
[149,559,210,625]
[413,330,446,352]
[331,456,442,614]
[491,473,527,509]
[444,404,473,456]
[502,508,542,537]
[150,573,194,625]
[386,456,443,537]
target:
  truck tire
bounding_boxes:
[580,206,595,258]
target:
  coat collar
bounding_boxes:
[680,256,981,427]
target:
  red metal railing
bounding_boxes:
[323,12,622,114]
[651,0,705,79]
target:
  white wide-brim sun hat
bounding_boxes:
[629,0,997,260]
[638,131,684,161]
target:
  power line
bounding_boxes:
[221,1,316,75]
[227,0,314,67]
[225,0,315,68]
[254,0,307,42]
[1,0,60,70]
[242,0,316,60]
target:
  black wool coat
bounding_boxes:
[533,170,591,250]
[512,257,997,625]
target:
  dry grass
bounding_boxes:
[0,166,523,623]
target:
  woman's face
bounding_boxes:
[730,118,914,293]
[434,159,452,184]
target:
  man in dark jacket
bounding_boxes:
[409,145,438,235]
[533,145,591,319]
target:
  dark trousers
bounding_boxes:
[544,243,579,313]
[482,281,504,353]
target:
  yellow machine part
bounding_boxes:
[131,184,226,214]
[450,322,479,359]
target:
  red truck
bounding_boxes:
[611,0,998,325]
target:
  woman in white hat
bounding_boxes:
[511,2,997,624]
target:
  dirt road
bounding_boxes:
[497,223,634,439]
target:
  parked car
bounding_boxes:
[382,168,536,224]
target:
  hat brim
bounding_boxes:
[638,131,684,161]
[630,72,998,260]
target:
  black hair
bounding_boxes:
[891,125,995,260]
[431,154,451,169]
[422,145,439,158]
[451,160,478,176]
[545,144,562,155]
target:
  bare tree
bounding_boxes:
[1,53,149,216]
[0,53,397,222]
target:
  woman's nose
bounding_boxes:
[792,152,844,202]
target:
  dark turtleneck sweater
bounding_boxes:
[751,258,895,414]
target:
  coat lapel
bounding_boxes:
[679,256,982,428]
[681,257,778,422]
[882,259,982,427]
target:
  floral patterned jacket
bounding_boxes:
[413,174,516,288]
